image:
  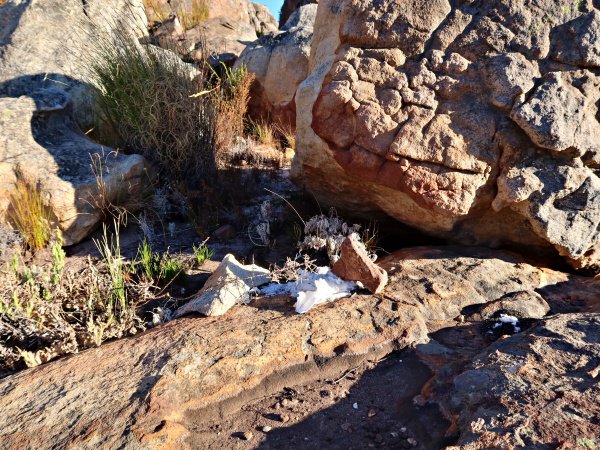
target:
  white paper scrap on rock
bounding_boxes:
[260,267,357,313]
[493,314,521,332]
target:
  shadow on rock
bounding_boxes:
[254,350,453,450]
[0,74,149,245]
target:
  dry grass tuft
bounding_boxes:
[213,64,255,164]
[143,0,170,22]
[88,25,218,189]
[178,0,210,30]
[274,122,296,151]
[88,151,155,223]
[8,179,51,251]
[144,0,209,29]
[247,118,276,146]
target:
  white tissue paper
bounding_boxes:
[260,267,357,313]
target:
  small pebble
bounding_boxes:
[368,407,377,417]
[413,395,427,406]
[341,422,352,431]
[280,414,290,423]
[407,437,417,446]
[262,426,272,433]
[390,432,399,438]
[242,432,253,441]
[353,402,359,409]
[281,399,289,407]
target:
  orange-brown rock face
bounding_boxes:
[0,246,598,449]
[293,0,600,270]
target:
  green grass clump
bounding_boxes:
[136,239,184,285]
[94,220,128,308]
[192,241,213,266]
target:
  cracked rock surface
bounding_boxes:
[0,246,598,449]
[293,0,600,270]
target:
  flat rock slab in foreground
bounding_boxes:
[447,313,600,449]
[0,247,598,449]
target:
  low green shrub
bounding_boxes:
[0,224,143,372]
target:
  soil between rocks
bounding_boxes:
[185,350,453,450]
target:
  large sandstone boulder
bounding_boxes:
[0,89,148,246]
[0,0,147,126]
[236,4,317,127]
[279,0,317,28]
[293,0,600,270]
[0,0,151,245]
[0,246,598,448]
[145,0,277,66]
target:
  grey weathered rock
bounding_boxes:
[468,290,550,321]
[249,2,278,36]
[0,90,148,246]
[174,254,271,317]
[510,71,600,155]
[0,0,147,127]
[145,0,276,35]
[187,17,260,66]
[293,0,600,270]
[279,0,317,29]
[145,0,277,66]
[236,4,317,127]
[551,10,600,68]
[0,0,156,244]
[446,313,600,448]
